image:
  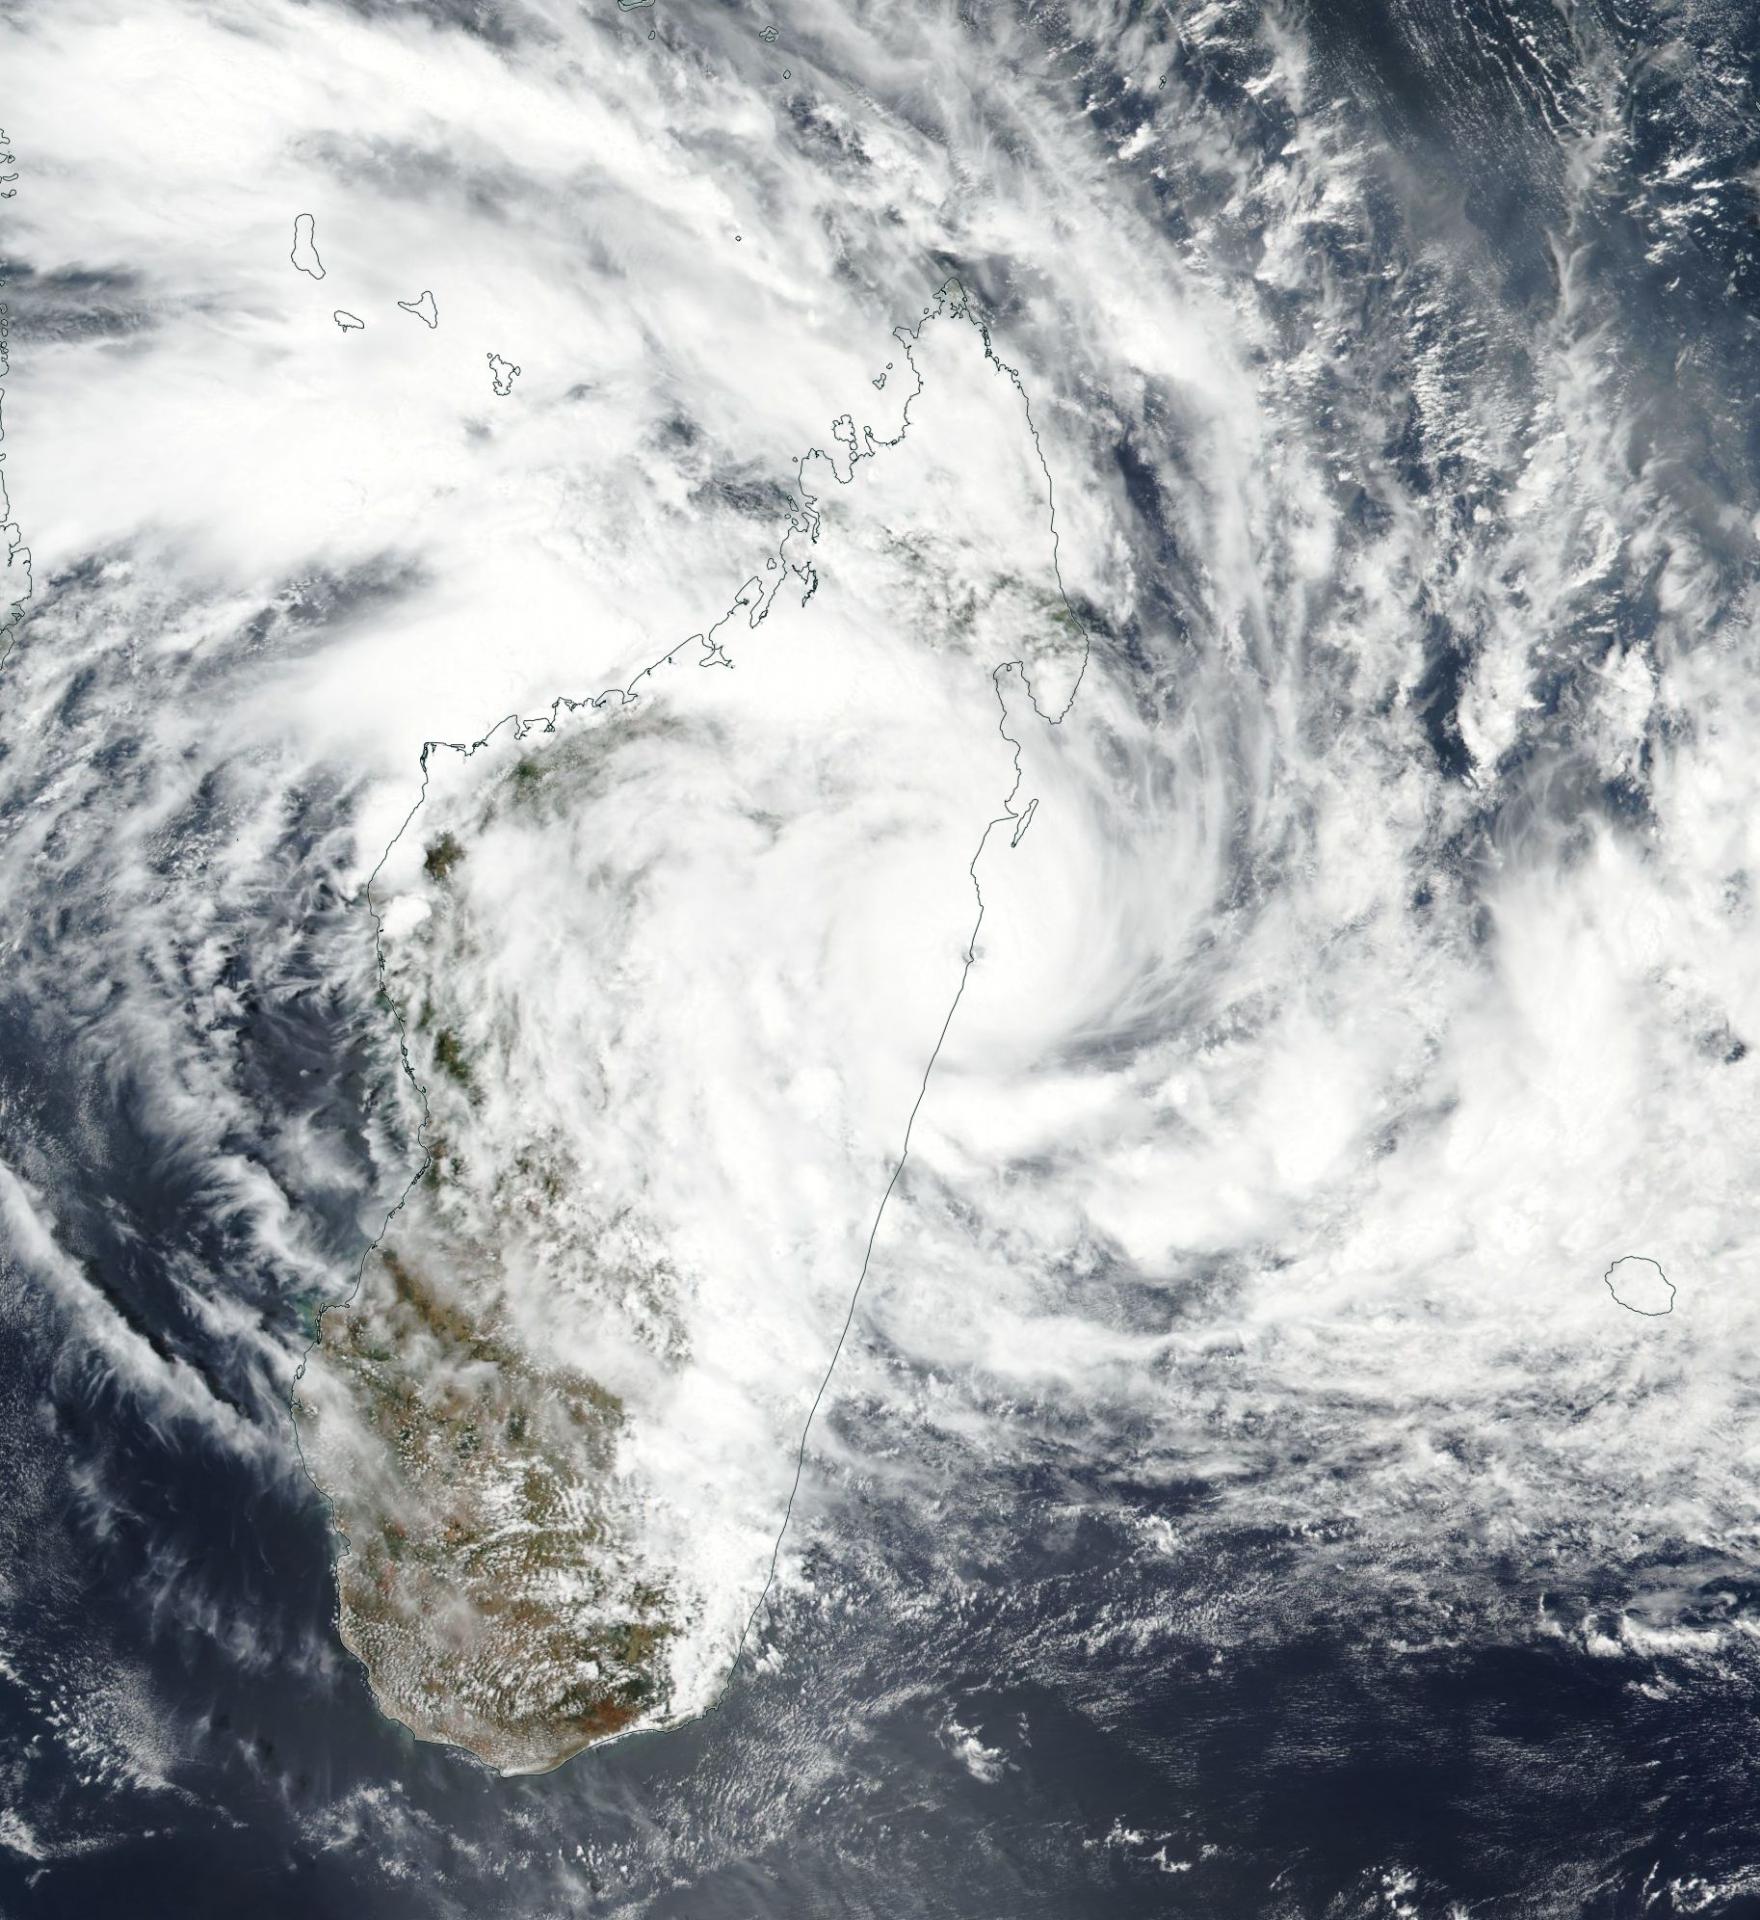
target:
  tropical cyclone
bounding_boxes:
[294,285,1090,1772]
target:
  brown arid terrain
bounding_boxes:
[295,1219,676,1773]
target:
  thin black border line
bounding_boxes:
[289,276,1092,1765]
[722,284,1092,1690]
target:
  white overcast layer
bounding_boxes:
[5,0,1760,1767]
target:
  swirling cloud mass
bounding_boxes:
[7,0,1760,1909]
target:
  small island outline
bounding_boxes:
[290,212,325,280]
[1603,1254,1676,1318]
[398,288,439,329]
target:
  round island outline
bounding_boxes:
[1603,1254,1676,1317]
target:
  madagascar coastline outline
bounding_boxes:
[290,276,1092,1763]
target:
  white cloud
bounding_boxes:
[8,0,1760,1773]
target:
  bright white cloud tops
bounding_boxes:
[293,286,1084,1767]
